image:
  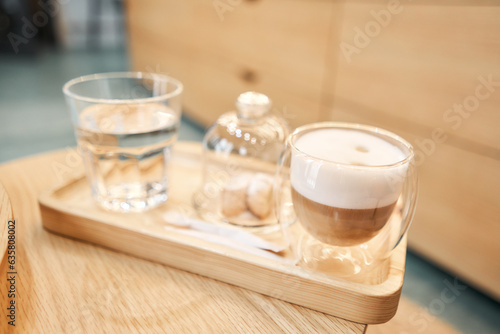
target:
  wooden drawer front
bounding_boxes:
[332,2,500,152]
[127,0,343,128]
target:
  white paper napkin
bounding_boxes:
[162,211,294,264]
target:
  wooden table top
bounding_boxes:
[0,146,366,333]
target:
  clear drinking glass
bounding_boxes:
[63,72,183,212]
[275,122,418,280]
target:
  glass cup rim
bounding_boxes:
[62,71,183,104]
[289,121,415,169]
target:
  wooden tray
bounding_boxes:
[38,142,406,325]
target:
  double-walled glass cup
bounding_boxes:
[275,122,418,280]
[63,72,183,212]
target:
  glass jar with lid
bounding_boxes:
[193,92,289,232]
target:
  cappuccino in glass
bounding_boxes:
[290,128,408,246]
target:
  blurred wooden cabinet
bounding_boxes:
[126,0,344,127]
[127,0,500,300]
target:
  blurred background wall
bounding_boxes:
[0,0,203,162]
[0,0,125,52]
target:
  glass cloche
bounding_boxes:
[193,92,289,232]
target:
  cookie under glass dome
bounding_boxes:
[193,92,289,232]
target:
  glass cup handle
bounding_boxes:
[393,162,419,250]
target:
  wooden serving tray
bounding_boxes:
[38,142,406,325]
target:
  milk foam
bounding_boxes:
[291,128,408,209]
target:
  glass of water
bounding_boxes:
[63,72,183,212]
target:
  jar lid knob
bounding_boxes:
[236,91,271,119]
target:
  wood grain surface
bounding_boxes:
[0,145,366,333]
